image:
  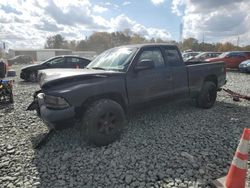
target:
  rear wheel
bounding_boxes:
[81,99,125,146]
[196,81,217,109]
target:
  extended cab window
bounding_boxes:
[164,49,182,66]
[138,49,165,68]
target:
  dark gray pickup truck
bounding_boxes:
[28,44,226,146]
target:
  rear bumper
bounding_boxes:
[36,93,75,128]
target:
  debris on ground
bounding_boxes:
[223,88,250,101]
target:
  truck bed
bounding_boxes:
[186,61,226,95]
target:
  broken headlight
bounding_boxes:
[44,95,70,109]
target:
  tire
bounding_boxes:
[81,99,125,146]
[196,81,217,109]
[29,71,37,82]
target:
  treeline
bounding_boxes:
[44,31,250,53]
[44,31,173,54]
[180,38,250,52]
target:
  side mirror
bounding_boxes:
[134,59,155,72]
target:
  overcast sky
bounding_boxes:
[0,0,250,49]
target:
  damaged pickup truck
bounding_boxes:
[28,44,226,146]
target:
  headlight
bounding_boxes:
[241,63,250,67]
[44,95,70,109]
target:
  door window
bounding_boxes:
[138,49,165,68]
[47,57,64,67]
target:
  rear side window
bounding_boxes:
[237,52,246,57]
[79,58,90,67]
[80,58,90,65]
[63,57,81,68]
[212,53,220,57]
[72,58,80,63]
[228,52,245,57]
[164,49,182,66]
[65,57,80,64]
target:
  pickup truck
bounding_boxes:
[28,44,226,146]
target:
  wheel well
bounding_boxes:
[204,75,218,87]
[75,93,127,119]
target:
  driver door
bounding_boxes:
[126,47,173,104]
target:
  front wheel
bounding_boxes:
[81,99,125,146]
[196,81,217,109]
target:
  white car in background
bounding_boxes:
[182,52,200,61]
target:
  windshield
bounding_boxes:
[87,47,137,71]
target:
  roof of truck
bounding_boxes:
[119,43,177,48]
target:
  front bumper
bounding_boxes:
[239,66,250,73]
[29,92,75,128]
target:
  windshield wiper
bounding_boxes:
[91,67,106,70]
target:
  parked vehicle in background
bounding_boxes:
[27,44,226,146]
[205,51,250,68]
[7,55,33,65]
[182,52,200,61]
[20,55,91,82]
[186,52,221,61]
[239,60,250,73]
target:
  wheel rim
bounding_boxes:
[97,112,117,135]
[207,88,216,104]
[30,73,36,82]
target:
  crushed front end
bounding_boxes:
[27,90,76,129]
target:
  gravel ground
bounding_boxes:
[0,65,250,188]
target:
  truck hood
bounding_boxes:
[38,68,124,88]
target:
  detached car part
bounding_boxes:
[223,88,250,101]
[0,80,14,104]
